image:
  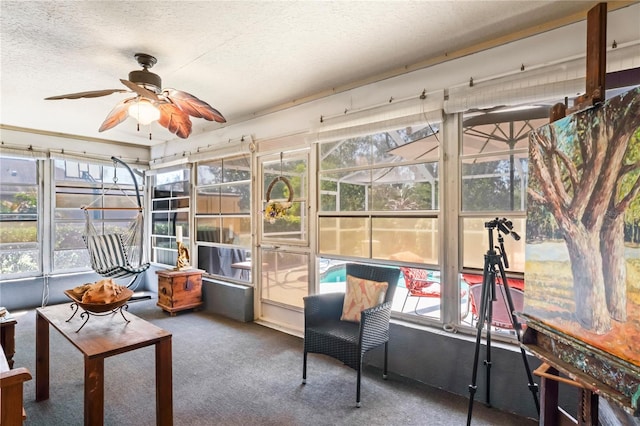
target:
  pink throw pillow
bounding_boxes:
[340,274,388,323]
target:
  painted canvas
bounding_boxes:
[524,86,640,369]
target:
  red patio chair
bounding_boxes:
[400,267,440,314]
[468,282,525,330]
[400,267,470,318]
[462,273,524,319]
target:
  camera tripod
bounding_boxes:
[466,218,539,426]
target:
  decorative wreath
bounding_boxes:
[264,176,293,224]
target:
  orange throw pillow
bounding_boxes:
[340,274,388,323]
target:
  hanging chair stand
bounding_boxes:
[69,156,147,329]
[81,157,149,288]
[112,156,142,208]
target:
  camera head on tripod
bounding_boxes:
[484,217,521,241]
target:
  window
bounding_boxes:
[261,152,308,244]
[0,157,40,277]
[458,86,640,333]
[150,168,190,267]
[318,120,442,319]
[195,156,251,283]
[459,105,551,330]
[53,159,143,273]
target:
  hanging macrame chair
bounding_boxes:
[82,157,149,288]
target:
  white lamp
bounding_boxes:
[128,98,160,125]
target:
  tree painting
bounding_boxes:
[526,87,640,358]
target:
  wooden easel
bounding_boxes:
[534,363,598,425]
[549,3,607,122]
[541,4,617,425]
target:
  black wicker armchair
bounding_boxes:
[302,263,400,407]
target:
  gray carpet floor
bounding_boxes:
[11,297,536,425]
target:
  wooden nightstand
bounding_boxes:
[156,269,204,315]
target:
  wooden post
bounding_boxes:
[549,103,567,123]
[584,3,607,104]
[549,2,607,123]
[539,365,560,425]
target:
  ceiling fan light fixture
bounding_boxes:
[46,52,225,139]
[128,69,162,93]
[128,98,160,125]
[129,53,162,93]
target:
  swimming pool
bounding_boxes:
[319,264,406,287]
[320,267,347,283]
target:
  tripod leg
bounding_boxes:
[485,278,493,408]
[466,254,494,426]
[496,262,540,414]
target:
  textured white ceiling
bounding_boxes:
[0,1,603,147]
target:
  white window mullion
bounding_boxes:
[42,159,53,274]
[441,113,461,326]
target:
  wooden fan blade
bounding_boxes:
[163,89,226,123]
[119,79,159,101]
[98,97,136,132]
[157,102,192,138]
[45,89,128,100]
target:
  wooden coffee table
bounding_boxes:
[35,303,173,426]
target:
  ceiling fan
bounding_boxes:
[45,53,226,139]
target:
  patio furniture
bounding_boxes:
[401,267,470,319]
[302,263,399,407]
[463,274,524,324]
[82,157,149,288]
[468,282,525,330]
[400,267,441,314]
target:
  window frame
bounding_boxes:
[0,156,42,279]
[52,159,144,274]
[455,103,567,338]
[260,150,310,247]
[316,120,443,325]
[194,155,252,284]
[149,167,191,268]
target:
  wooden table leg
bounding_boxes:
[35,311,49,401]
[85,356,104,426]
[156,337,173,426]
